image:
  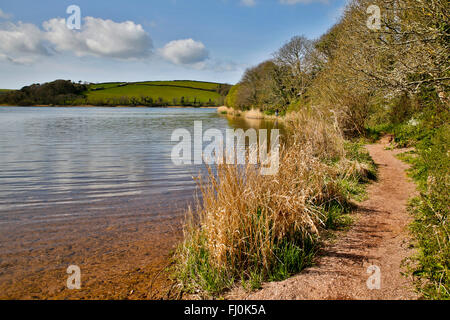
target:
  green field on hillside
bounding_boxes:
[0,80,231,107]
[86,80,227,106]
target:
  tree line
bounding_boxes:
[226,0,448,136]
[87,95,222,107]
[0,80,88,106]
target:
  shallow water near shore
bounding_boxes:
[0,106,280,299]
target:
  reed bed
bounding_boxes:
[216,106,231,114]
[174,109,374,296]
[217,106,278,121]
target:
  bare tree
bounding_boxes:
[273,35,315,101]
[336,0,449,99]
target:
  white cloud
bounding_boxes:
[0,8,12,19]
[210,60,243,72]
[0,21,49,64]
[0,17,216,69]
[43,17,152,59]
[279,0,329,4]
[159,39,209,65]
[0,16,152,64]
[241,0,256,7]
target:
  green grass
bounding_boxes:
[86,80,225,106]
[135,80,221,91]
[397,125,450,299]
[174,228,319,296]
[174,232,236,295]
[323,142,377,230]
[89,82,125,90]
[366,89,449,299]
[321,200,354,231]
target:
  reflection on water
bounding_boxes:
[0,107,222,223]
[225,116,283,130]
[223,113,285,149]
[0,107,279,229]
[225,114,283,133]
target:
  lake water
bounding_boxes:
[0,106,280,299]
[0,107,225,221]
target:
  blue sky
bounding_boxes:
[0,0,347,89]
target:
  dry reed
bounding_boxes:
[174,108,371,295]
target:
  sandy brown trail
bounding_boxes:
[227,136,419,300]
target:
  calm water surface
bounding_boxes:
[0,107,233,224]
[0,106,281,298]
[0,107,280,245]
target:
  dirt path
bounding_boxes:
[228,137,419,300]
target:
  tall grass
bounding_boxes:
[217,106,279,121]
[174,108,374,296]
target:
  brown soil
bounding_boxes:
[227,136,419,300]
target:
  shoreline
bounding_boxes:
[0,104,219,109]
[216,106,282,121]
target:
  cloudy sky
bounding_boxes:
[0,0,346,89]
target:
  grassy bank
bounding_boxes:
[173,109,376,297]
[362,81,449,299]
[383,123,449,299]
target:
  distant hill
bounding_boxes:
[86,80,231,106]
[0,80,231,107]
